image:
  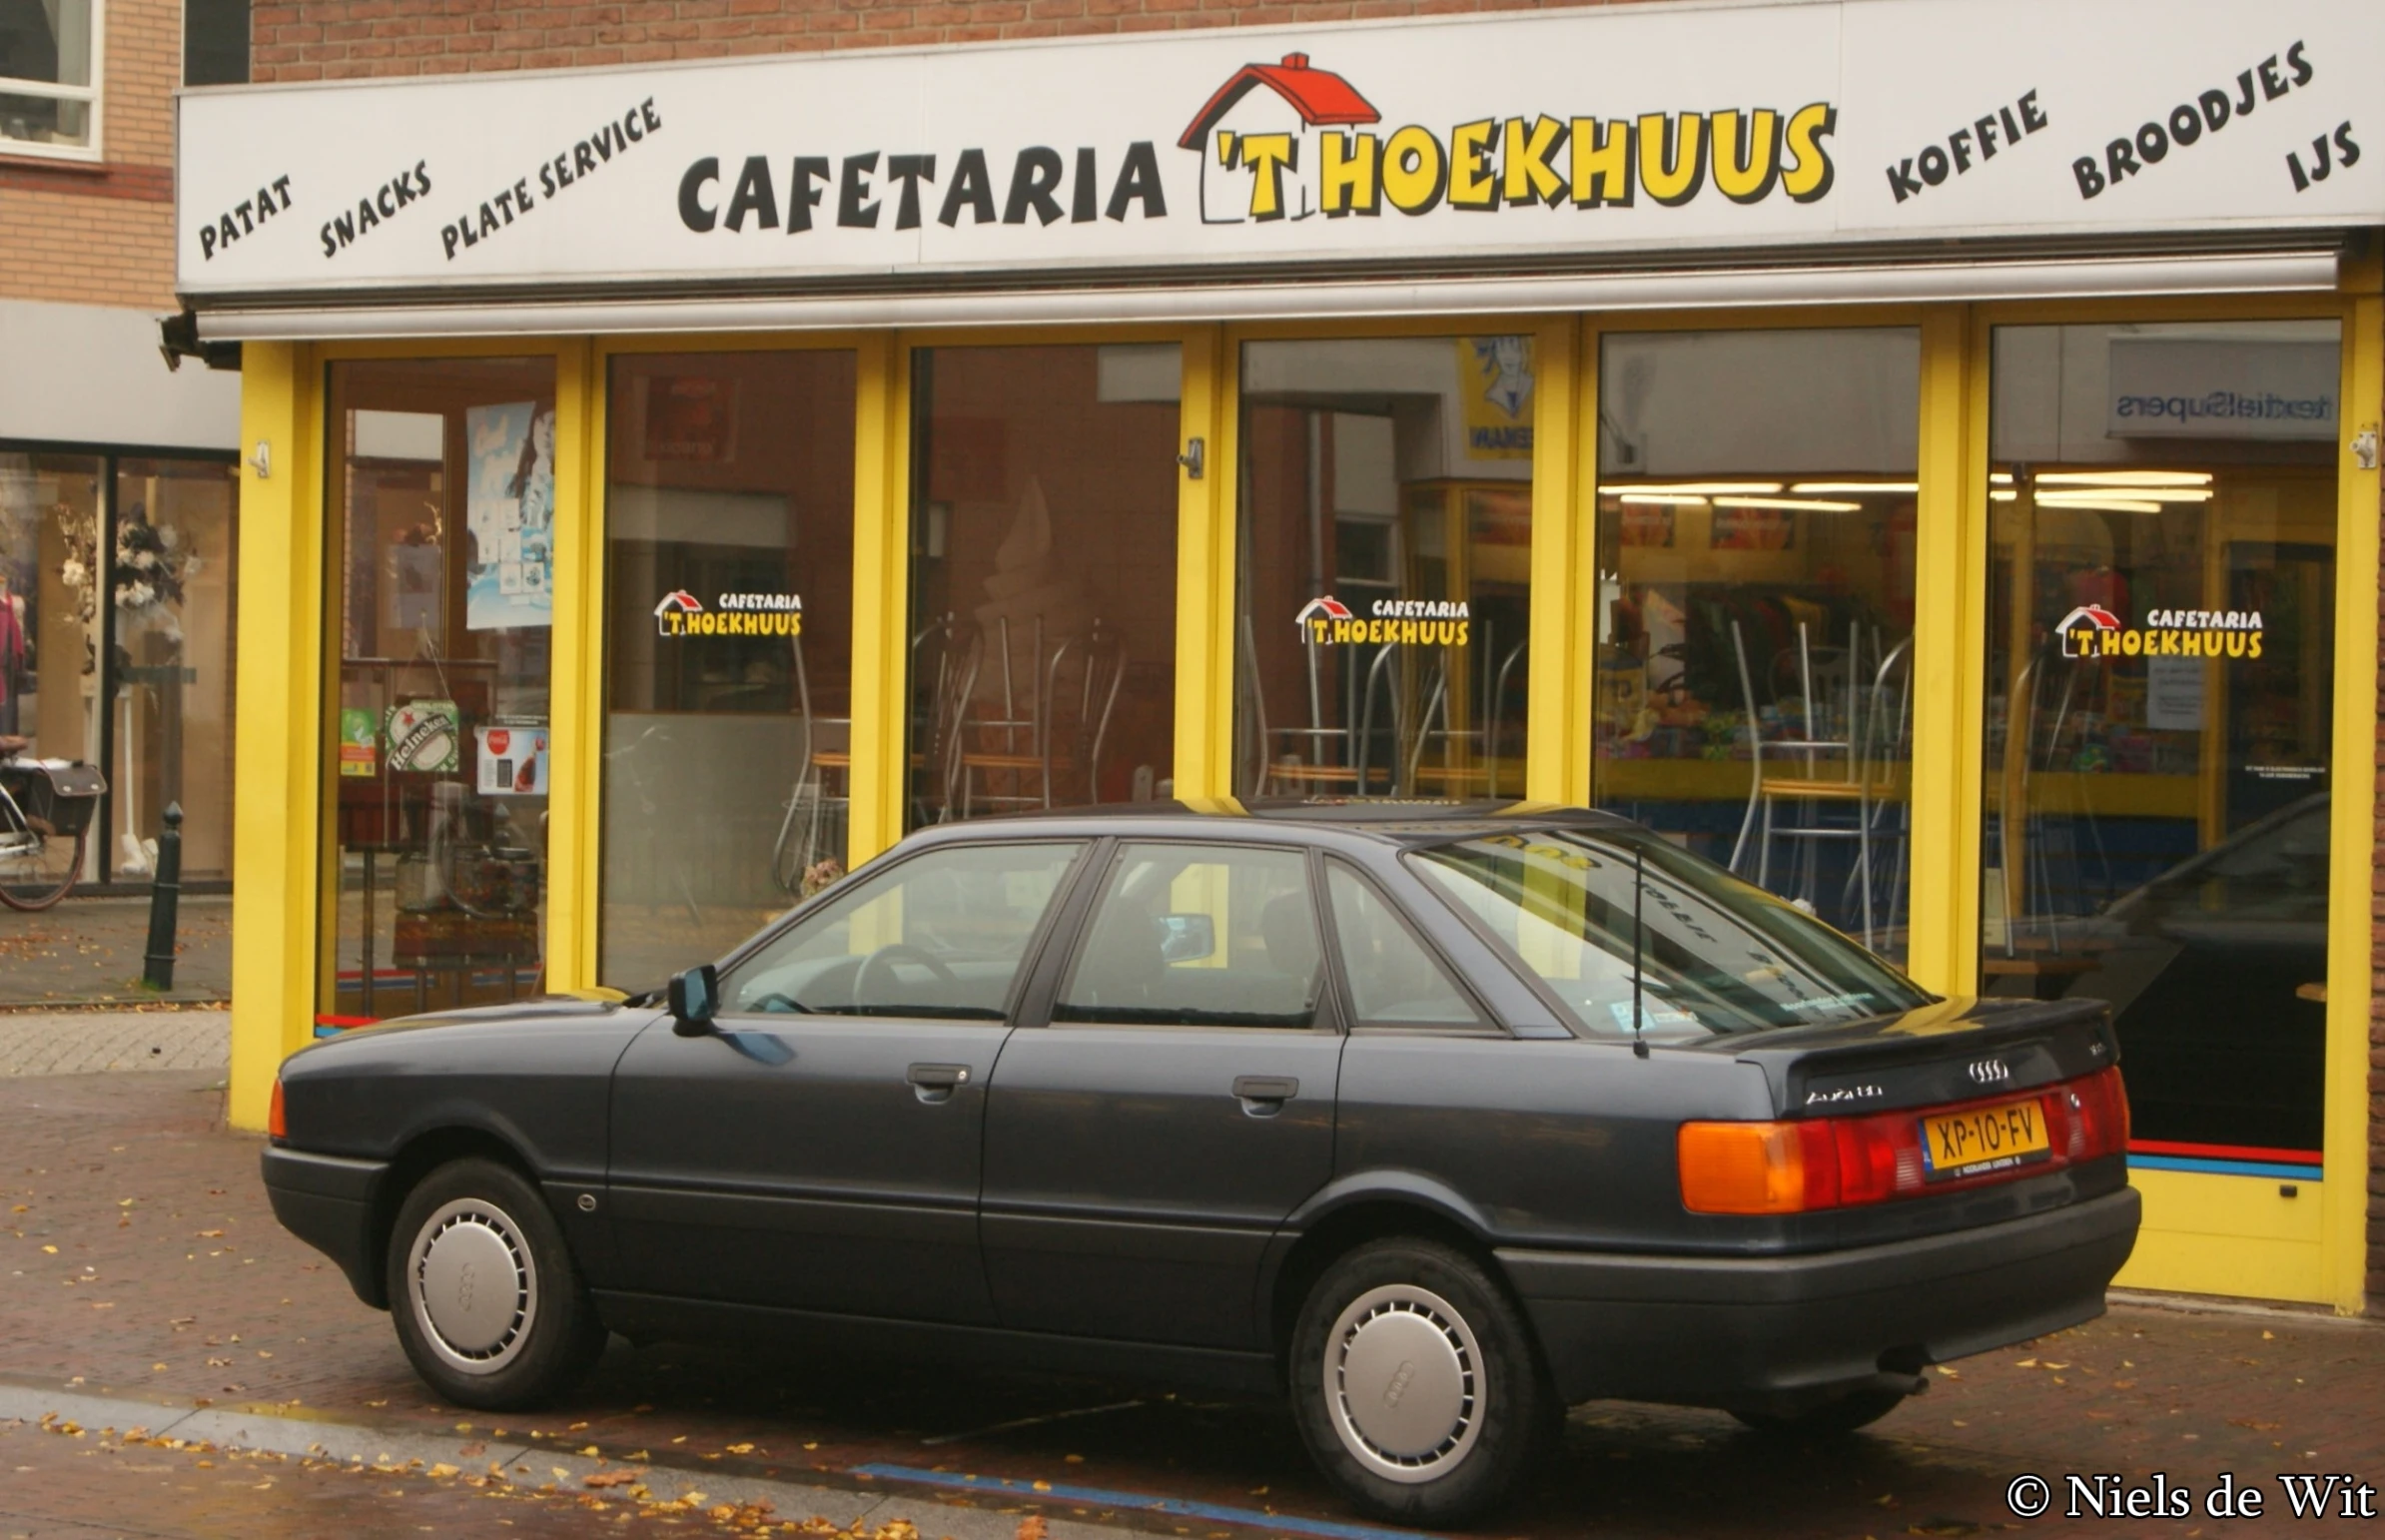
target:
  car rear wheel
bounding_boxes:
[1289,1237,1552,1526]
[386,1157,606,1409]
[1732,1384,1911,1435]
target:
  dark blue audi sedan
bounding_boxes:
[264,802,2138,1525]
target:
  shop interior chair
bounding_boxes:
[1483,639,1529,800]
[1991,646,2115,976]
[913,616,981,825]
[1732,619,1872,927]
[959,613,1053,816]
[1039,619,1128,805]
[1846,633,1916,950]
[1246,613,1371,796]
[770,626,853,892]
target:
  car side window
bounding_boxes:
[1054,843,1323,1029]
[1325,863,1487,1030]
[719,841,1085,1020]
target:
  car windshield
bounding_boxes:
[1410,827,1932,1042]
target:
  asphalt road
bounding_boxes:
[5,1069,2381,1539]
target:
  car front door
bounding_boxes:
[607,838,1090,1324]
[980,840,1342,1349]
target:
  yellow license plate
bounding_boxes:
[1921,1097,2050,1179]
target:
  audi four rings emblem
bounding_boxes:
[1967,1059,2012,1086]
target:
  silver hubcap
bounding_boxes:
[1325,1283,1485,1482]
[408,1198,538,1374]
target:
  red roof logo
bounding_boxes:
[1179,54,1381,151]
[2056,603,2123,657]
[1294,595,1355,633]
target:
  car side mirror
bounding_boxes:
[667,964,719,1036]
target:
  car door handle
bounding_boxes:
[908,1063,971,1103]
[1231,1075,1298,1104]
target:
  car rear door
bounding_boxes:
[606,838,1089,1324]
[980,839,1343,1349]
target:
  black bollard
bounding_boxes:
[142,802,184,991]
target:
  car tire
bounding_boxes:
[1288,1236,1553,1527]
[1732,1384,1910,1436]
[386,1157,607,1410]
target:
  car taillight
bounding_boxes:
[1680,1067,2127,1216]
[2062,1066,2128,1162]
[1677,1120,1838,1214]
[269,1078,287,1142]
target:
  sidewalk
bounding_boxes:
[4,1068,2379,1539]
[0,1009,227,1076]
[0,893,231,1008]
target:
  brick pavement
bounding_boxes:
[0,1013,227,1077]
[0,897,231,1009]
[4,1069,2381,1539]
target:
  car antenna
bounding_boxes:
[1630,843,1650,1060]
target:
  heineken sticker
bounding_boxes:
[386,699,461,774]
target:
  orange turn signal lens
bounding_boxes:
[269,1078,287,1141]
[1678,1120,1833,1214]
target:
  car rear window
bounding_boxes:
[1409,828,1931,1042]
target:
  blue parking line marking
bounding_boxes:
[850,1463,1440,1540]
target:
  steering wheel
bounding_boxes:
[852,943,959,1009]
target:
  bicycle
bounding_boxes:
[0,735,106,912]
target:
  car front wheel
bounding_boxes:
[1289,1237,1553,1526]
[386,1156,606,1409]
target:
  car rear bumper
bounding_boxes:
[1498,1186,2140,1412]
[261,1147,391,1309]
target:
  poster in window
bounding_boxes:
[464,401,554,631]
[1710,505,1796,551]
[1459,337,1535,461]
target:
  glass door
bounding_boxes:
[1983,321,2341,1190]
[324,358,557,1021]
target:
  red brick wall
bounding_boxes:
[0,0,181,311]
[249,0,1661,80]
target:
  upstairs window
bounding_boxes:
[0,0,99,156]
[185,0,247,86]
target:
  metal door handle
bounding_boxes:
[909,1063,969,1089]
[1231,1075,1298,1103]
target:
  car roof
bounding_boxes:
[898,798,1641,851]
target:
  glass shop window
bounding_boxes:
[1234,337,1535,802]
[1981,320,2341,1173]
[601,350,857,991]
[324,358,557,1022]
[1591,328,1921,966]
[0,452,100,766]
[906,345,1180,828]
[112,457,240,882]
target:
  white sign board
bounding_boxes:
[176,0,2385,297]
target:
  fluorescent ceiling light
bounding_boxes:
[1618,493,1711,506]
[1713,496,1862,512]
[2035,470,2213,486]
[1990,472,2014,485]
[1788,481,1920,494]
[1990,490,2017,501]
[2036,497,2164,514]
[1598,481,1784,495]
[2037,487,2211,503]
